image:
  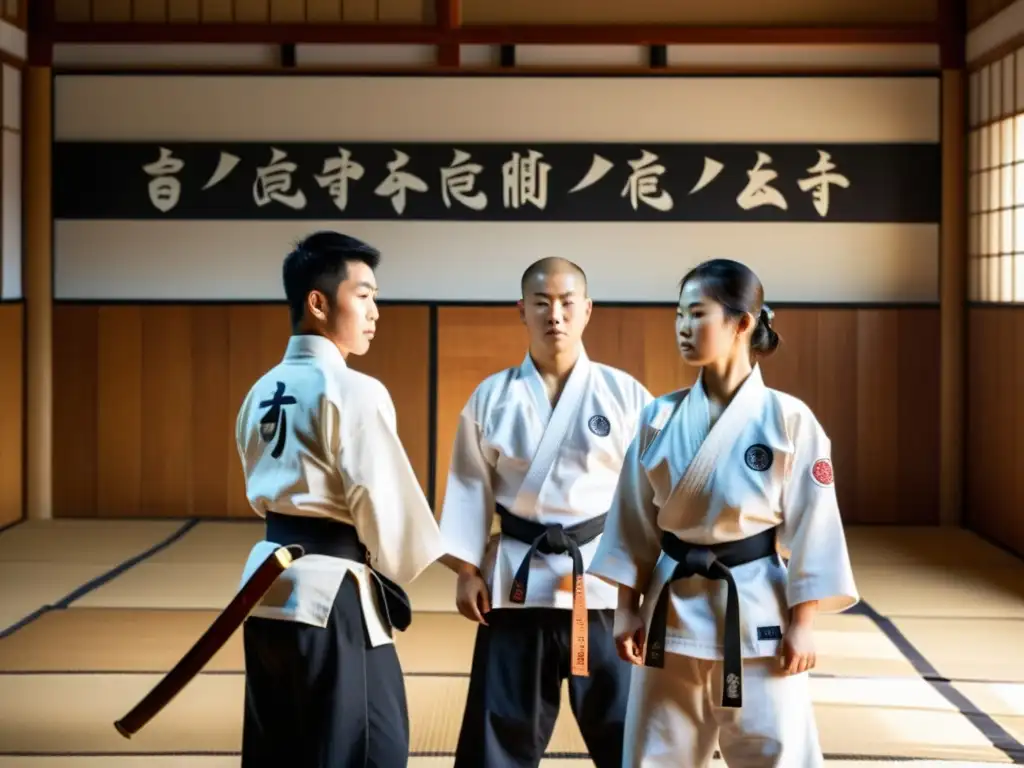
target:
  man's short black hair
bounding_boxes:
[282,230,380,329]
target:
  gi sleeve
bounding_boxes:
[233,389,263,516]
[625,382,656,449]
[437,395,497,570]
[234,397,246,463]
[587,413,663,593]
[337,382,445,586]
[777,411,860,614]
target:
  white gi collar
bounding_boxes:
[519,342,590,380]
[519,343,591,423]
[689,363,789,451]
[692,362,765,402]
[282,333,348,368]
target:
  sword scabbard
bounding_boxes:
[113,543,304,738]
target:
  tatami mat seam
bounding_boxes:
[851,601,1024,764]
[0,519,201,641]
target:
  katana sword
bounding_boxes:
[113,543,305,739]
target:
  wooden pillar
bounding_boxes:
[939,68,966,527]
[24,66,52,520]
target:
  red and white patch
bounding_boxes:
[811,458,834,487]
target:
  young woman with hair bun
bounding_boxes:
[588,258,860,767]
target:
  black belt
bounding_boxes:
[497,503,607,676]
[645,526,779,708]
[265,512,412,633]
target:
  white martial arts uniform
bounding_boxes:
[588,364,859,768]
[234,333,444,768]
[440,344,653,768]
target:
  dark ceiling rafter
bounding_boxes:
[47,21,940,46]
[938,0,967,69]
[30,0,960,70]
[435,0,460,66]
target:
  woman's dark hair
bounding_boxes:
[678,258,781,357]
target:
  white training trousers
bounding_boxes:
[622,654,823,768]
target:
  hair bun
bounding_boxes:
[751,304,780,356]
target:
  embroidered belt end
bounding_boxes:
[644,527,778,709]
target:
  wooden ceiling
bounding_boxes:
[19,0,979,71]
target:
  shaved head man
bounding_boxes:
[437,256,655,768]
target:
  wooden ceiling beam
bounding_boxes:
[49,22,939,47]
[435,0,460,67]
[937,0,966,68]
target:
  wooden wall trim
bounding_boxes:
[24,66,53,520]
[49,22,941,46]
[426,304,439,508]
[939,69,966,527]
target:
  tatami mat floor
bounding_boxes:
[0,518,1023,766]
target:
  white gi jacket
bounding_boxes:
[235,334,444,647]
[588,364,860,661]
[439,345,653,612]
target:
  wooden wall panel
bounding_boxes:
[966,308,1024,558]
[53,0,434,23]
[0,302,21,527]
[435,306,940,526]
[51,303,430,519]
[51,302,939,525]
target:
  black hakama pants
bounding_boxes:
[240,573,409,768]
[453,607,630,768]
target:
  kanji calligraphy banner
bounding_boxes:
[53,141,939,223]
[51,73,941,303]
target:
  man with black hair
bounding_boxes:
[235,230,444,767]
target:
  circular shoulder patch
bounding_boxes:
[588,414,611,437]
[744,444,773,472]
[811,458,834,487]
